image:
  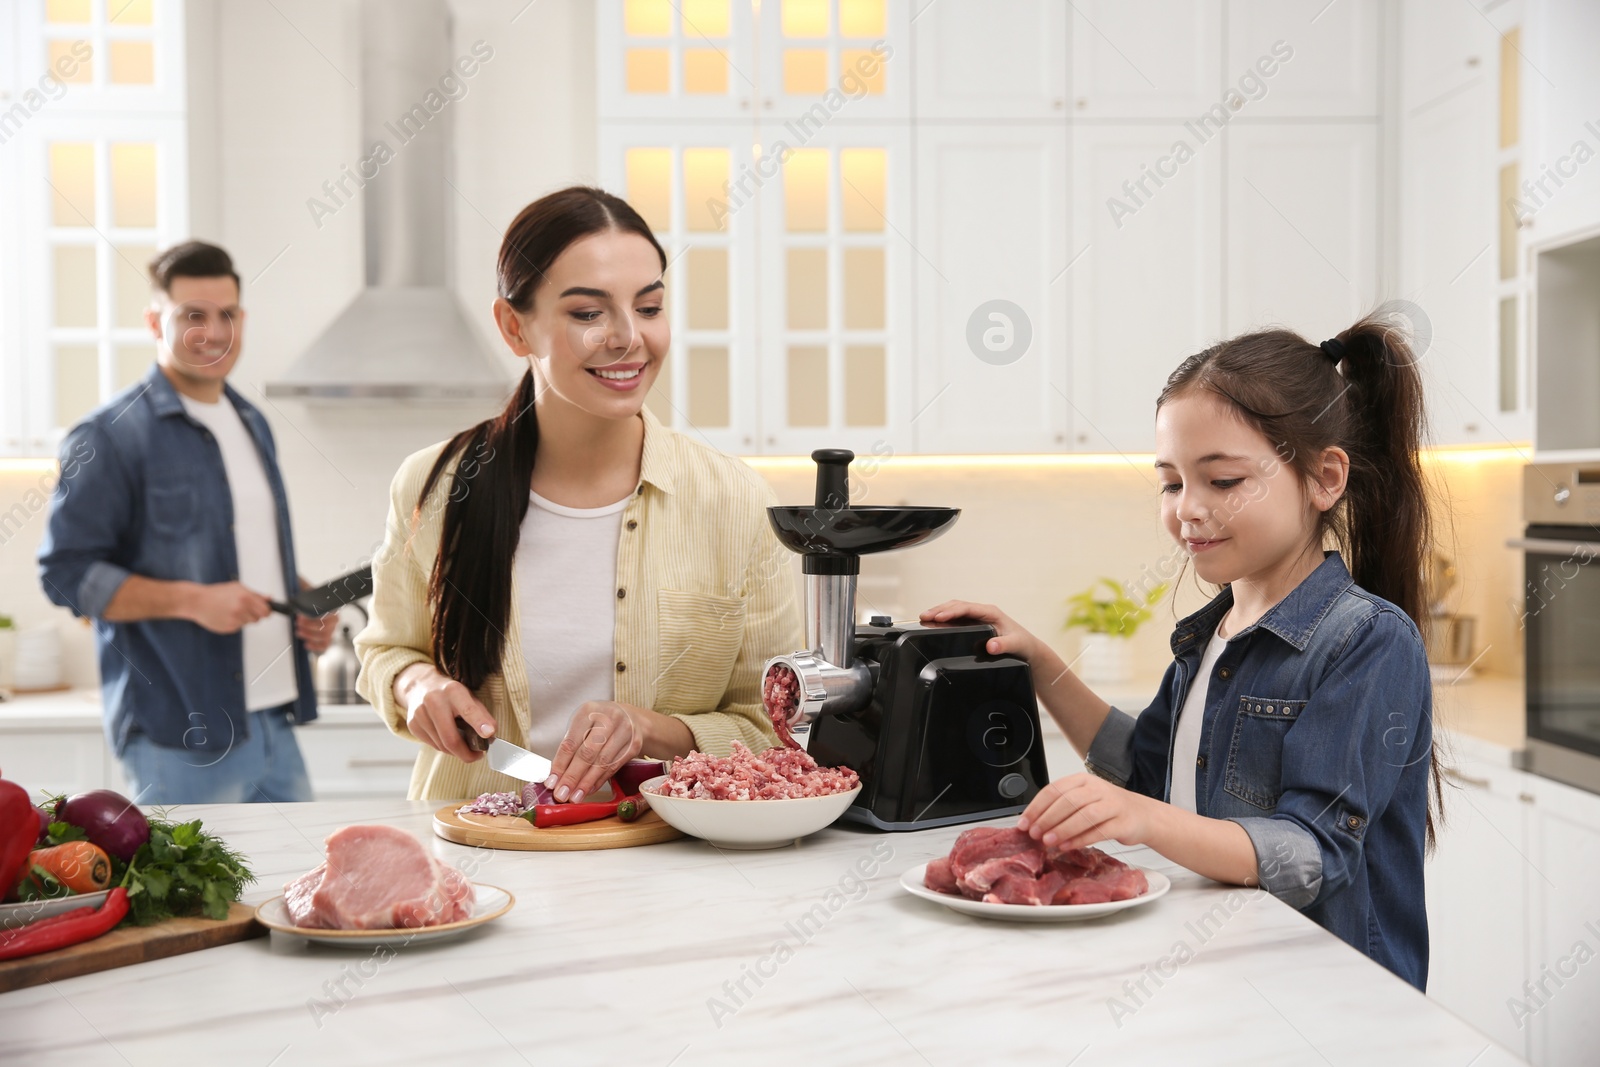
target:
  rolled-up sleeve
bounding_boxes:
[1085,706,1140,787]
[37,422,132,619]
[1228,610,1431,910]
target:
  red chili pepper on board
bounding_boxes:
[0,886,129,961]
[529,800,622,828]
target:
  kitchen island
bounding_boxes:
[0,773,1525,1065]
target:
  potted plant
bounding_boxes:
[1064,579,1167,684]
[0,614,13,691]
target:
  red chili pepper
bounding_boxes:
[530,800,621,828]
[0,886,129,961]
[0,779,36,902]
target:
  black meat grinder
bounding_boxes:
[762,449,1050,831]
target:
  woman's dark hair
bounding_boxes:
[414,185,667,691]
[1158,309,1442,846]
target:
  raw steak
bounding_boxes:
[284,824,474,930]
[923,826,1148,907]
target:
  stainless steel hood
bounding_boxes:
[265,0,512,402]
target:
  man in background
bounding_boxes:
[38,241,337,803]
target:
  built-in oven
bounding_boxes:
[1512,463,1600,793]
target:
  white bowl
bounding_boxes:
[640,775,861,850]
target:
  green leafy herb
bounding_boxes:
[118,816,257,925]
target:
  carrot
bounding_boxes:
[27,842,112,894]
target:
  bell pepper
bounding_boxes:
[0,886,129,961]
[1,779,37,902]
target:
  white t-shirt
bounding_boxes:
[178,392,298,711]
[1169,629,1229,813]
[512,487,632,756]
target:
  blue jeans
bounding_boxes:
[121,704,314,804]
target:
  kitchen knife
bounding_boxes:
[453,719,553,784]
[269,565,374,617]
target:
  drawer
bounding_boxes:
[293,722,419,799]
[0,729,108,796]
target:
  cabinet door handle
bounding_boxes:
[1443,767,1491,789]
[346,757,416,769]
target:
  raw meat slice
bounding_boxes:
[283,824,475,930]
[921,825,1149,906]
[984,870,1068,906]
[924,856,959,895]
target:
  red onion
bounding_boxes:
[56,789,150,862]
[611,759,665,798]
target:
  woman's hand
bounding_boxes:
[546,701,645,803]
[919,600,1042,661]
[395,663,496,763]
[1017,773,1159,851]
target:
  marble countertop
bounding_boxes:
[0,735,1526,1067]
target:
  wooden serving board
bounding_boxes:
[433,803,682,851]
[0,902,264,993]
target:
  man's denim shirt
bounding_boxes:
[1086,552,1431,989]
[37,365,316,758]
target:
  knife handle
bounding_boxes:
[455,716,492,753]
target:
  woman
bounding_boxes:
[356,186,802,802]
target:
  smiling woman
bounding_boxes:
[355,186,803,804]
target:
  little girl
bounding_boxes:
[923,315,1439,990]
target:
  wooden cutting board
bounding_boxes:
[433,803,682,850]
[0,902,264,993]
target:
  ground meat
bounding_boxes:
[762,663,802,748]
[652,741,860,800]
[456,791,525,817]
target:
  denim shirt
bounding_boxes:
[1086,552,1432,989]
[37,364,316,757]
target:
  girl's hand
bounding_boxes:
[397,663,496,763]
[547,701,645,803]
[1017,773,1159,851]
[918,600,1041,661]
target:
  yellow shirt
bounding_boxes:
[355,408,804,801]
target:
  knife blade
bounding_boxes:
[487,737,554,785]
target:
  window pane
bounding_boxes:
[840,0,886,37]
[624,0,672,36]
[626,148,672,232]
[787,345,829,426]
[1499,28,1520,149]
[1499,163,1518,280]
[687,247,728,330]
[115,245,156,327]
[841,148,885,231]
[687,346,729,427]
[54,245,99,328]
[786,247,827,330]
[112,143,158,227]
[844,344,885,427]
[683,148,730,231]
[116,344,155,390]
[1498,296,1518,412]
[843,247,884,329]
[681,0,730,37]
[110,40,155,85]
[683,49,728,94]
[47,40,93,84]
[110,0,155,24]
[50,143,96,226]
[645,375,673,424]
[840,49,885,94]
[55,345,101,430]
[782,0,829,37]
[784,49,828,95]
[625,49,671,94]
[46,0,90,23]
[784,148,828,232]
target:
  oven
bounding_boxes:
[1512,463,1600,793]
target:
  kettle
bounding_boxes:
[314,602,369,705]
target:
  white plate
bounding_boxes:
[899,862,1170,922]
[254,883,514,947]
[0,890,111,931]
[641,775,861,850]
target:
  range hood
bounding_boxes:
[265,0,512,402]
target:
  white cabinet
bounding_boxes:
[910,124,1068,454]
[1070,124,1221,453]
[756,0,909,122]
[1225,0,1381,118]
[1528,774,1600,1067]
[293,717,418,800]
[595,0,757,120]
[1400,0,1497,114]
[911,0,1067,119]
[1426,758,1534,1062]
[1225,123,1378,339]
[1069,0,1222,119]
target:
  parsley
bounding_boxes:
[119,815,257,925]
